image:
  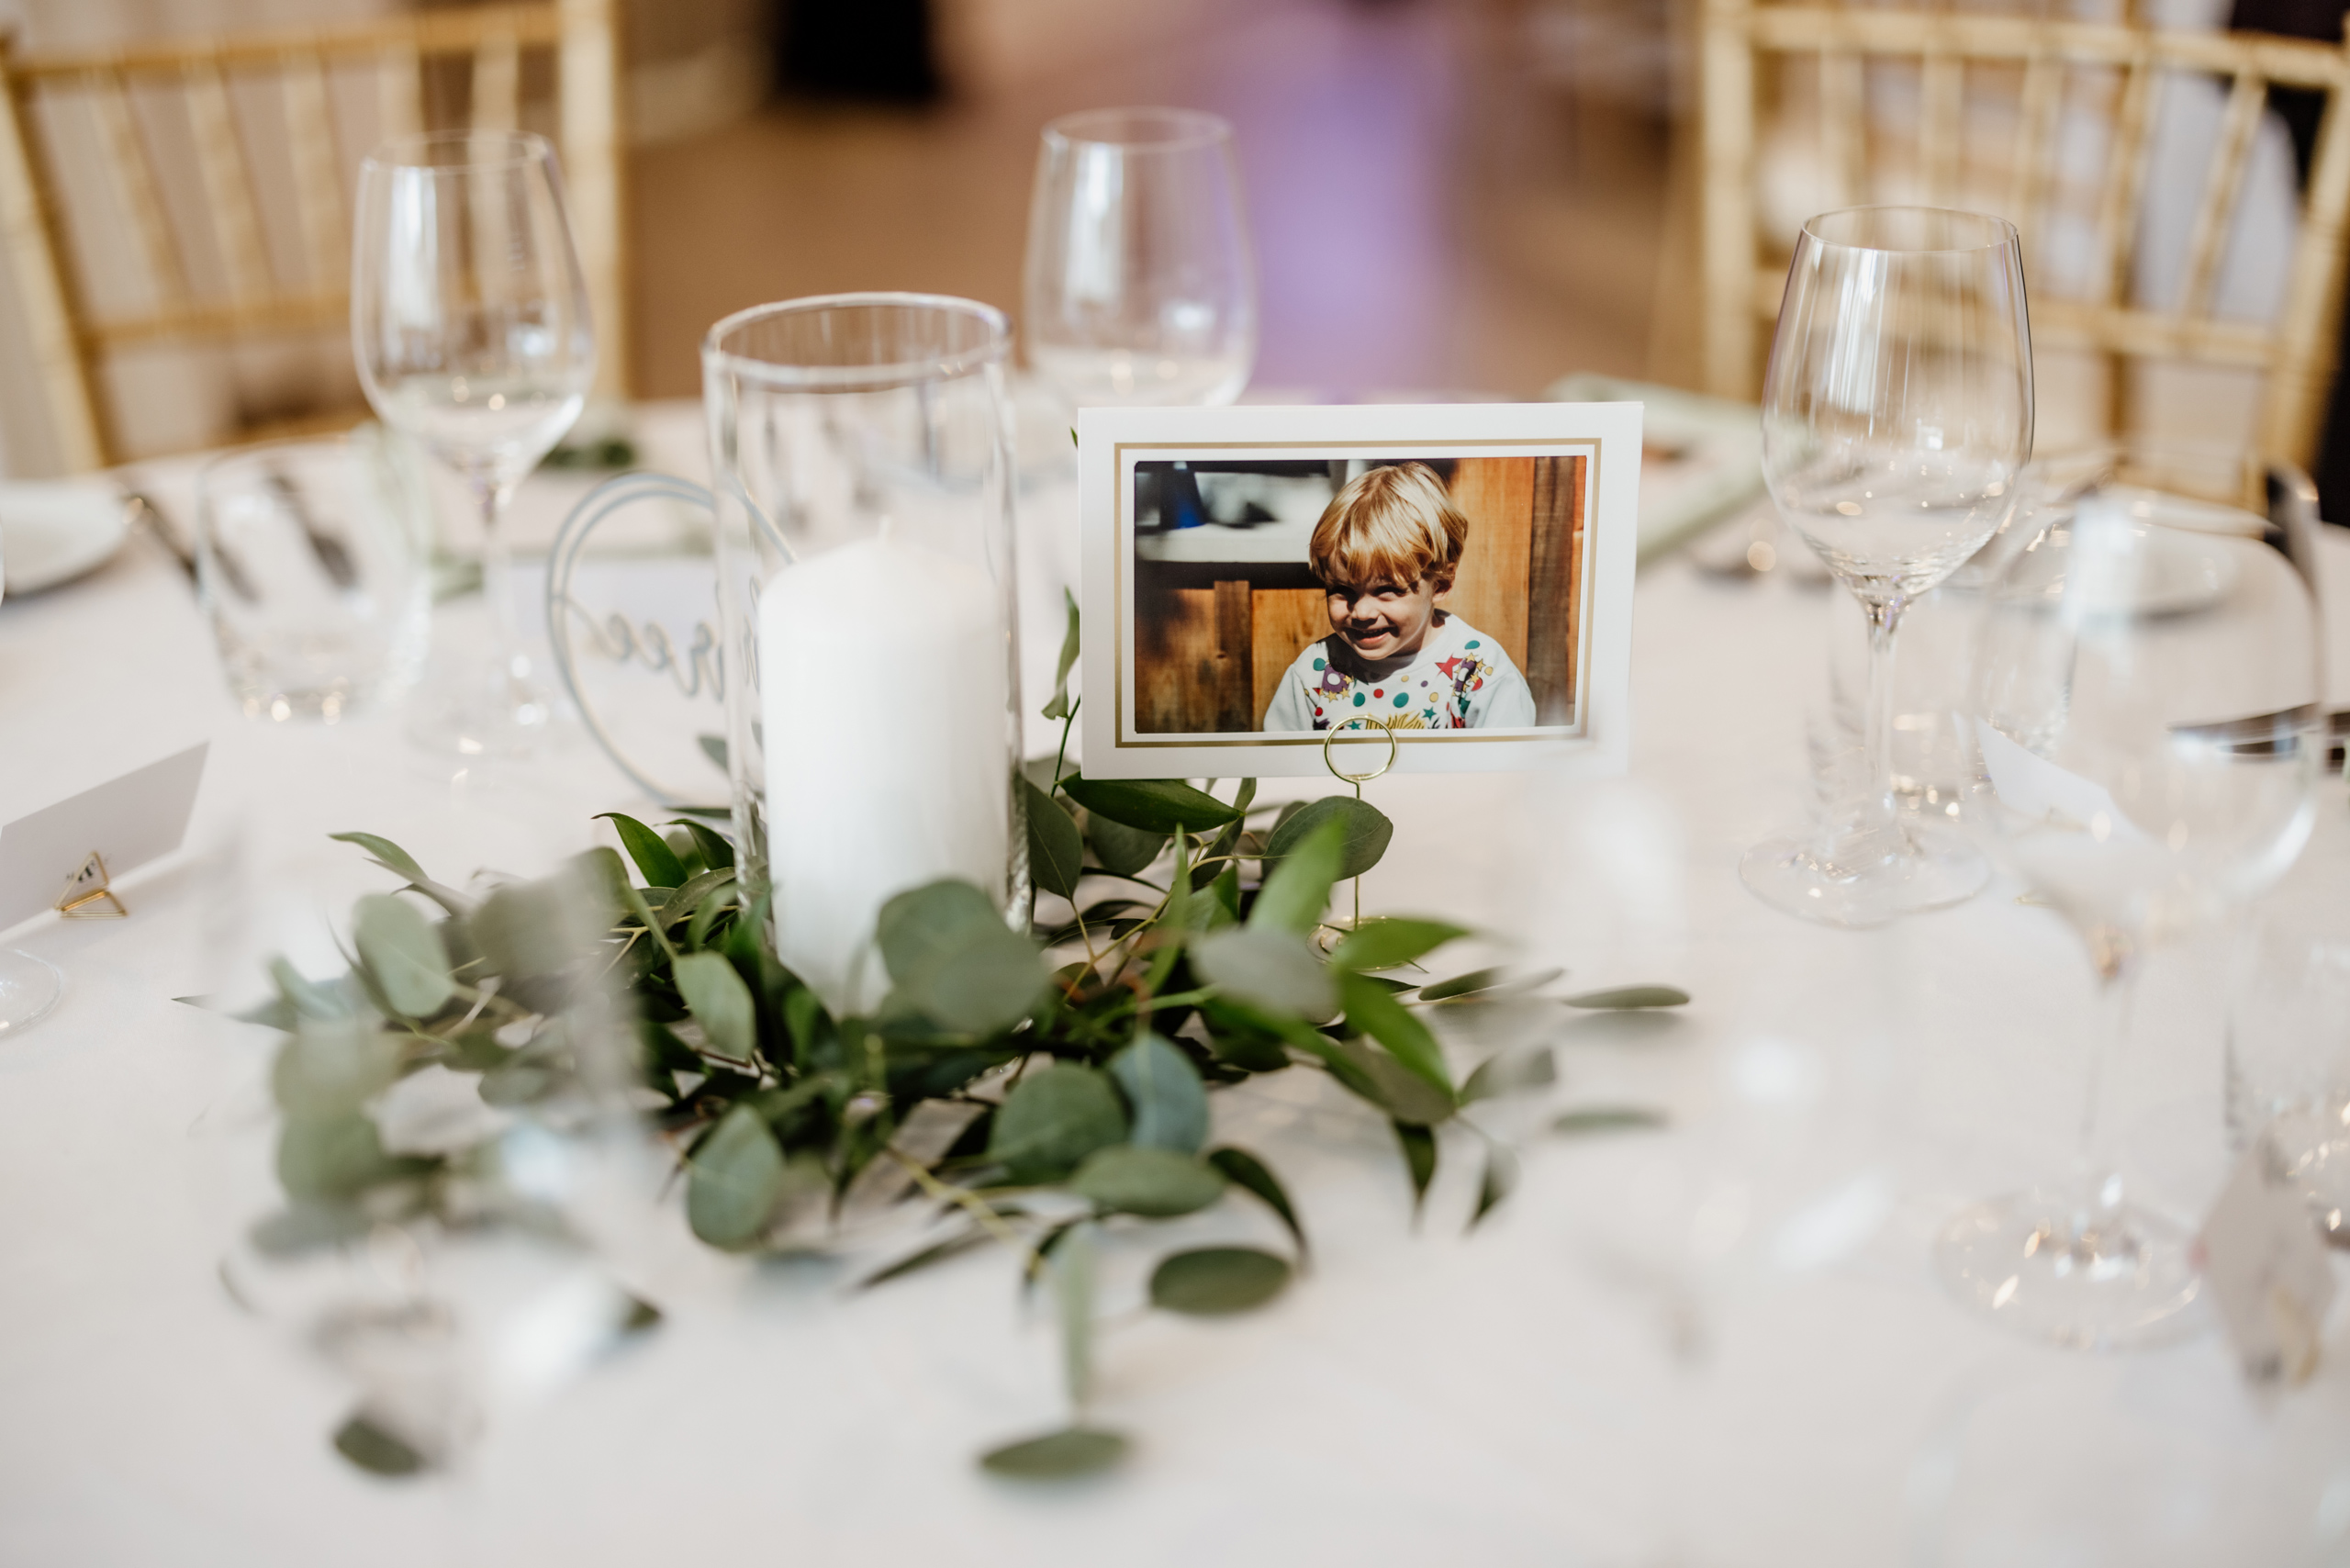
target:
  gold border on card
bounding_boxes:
[1112,437,1607,751]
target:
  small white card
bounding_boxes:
[0,742,207,932]
[1079,402,1641,778]
[2197,1135,2338,1389]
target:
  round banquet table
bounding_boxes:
[4,404,2349,1568]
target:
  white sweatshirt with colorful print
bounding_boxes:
[1260,611,1539,732]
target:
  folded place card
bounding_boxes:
[2197,1134,2339,1390]
[0,742,207,933]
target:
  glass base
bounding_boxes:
[407,668,552,761]
[1740,819,1987,928]
[1934,1185,2206,1350]
[0,949,64,1035]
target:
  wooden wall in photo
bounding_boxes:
[1441,456,1535,677]
[1249,587,1326,722]
[1525,454,1585,724]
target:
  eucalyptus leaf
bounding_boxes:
[1206,1147,1308,1258]
[1563,985,1690,1010]
[1470,1140,1519,1230]
[1553,1106,1669,1135]
[1329,917,1472,975]
[352,893,453,1018]
[659,868,736,926]
[1070,1145,1225,1216]
[1024,778,1085,901]
[1062,776,1242,836]
[686,1104,787,1250]
[669,816,735,871]
[1042,588,1081,722]
[1148,1247,1292,1316]
[1192,926,1337,1018]
[876,880,1003,983]
[878,880,1046,1036]
[596,812,688,889]
[470,877,591,982]
[1337,971,1452,1092]
[673,951,756,1065]
[1053,1221,1097,1409]
[1107,1033,1210,1153]
[1330,1035,1456,1126]
[272,1016,403,1120]
[329,832,472,917]
[269,955,352,1021]
[1393,1121,1438,1213]
[277,1113,412,1201]
[1086,812,1167,878]
[856,1225,992,1290]
[1263,795,1392,879]
[987,1065,1127,1179]
[698,733,728,771]
[1421,965,1564,1002]
[979,1427,1128,1479]
[1461,1047,1558,1104]
[1248,814,1347,935]
[333,1412,428,1477]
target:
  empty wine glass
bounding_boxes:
[1023,107,1255,409]
[1937,441,2325,1349]
[352,130,596,756]
[1741,207,2033,927]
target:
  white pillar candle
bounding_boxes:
[759,535,1011,1014]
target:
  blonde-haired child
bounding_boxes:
[1261,462,1537,732]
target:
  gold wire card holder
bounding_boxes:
[1321,718,1397,933]
[56,852,127,919]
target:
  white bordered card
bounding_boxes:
[1079,402,1641,778]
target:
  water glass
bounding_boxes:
[1024,107,1256,409]
[196,431,432,722]
[2228,912,2350,1240]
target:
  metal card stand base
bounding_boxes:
[1321,719,1397,934]
[56,852,127,919]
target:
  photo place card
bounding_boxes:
[1079,402,1639,780]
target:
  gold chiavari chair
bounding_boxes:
[0,0,624,473]
[1696,0,2350,472]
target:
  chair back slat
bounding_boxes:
[1818,47,1865,209]
[2089,54,2160,312]
[1919,51,1964,206]
[473,25,520,133]
[86,69,191,311]
[0,0,621,469]
[281,49,349,293]
[182,60,272,303]
[2007,50,2065,277]
[2177,68,2269,319]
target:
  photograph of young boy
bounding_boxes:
[1261,462,1538,731]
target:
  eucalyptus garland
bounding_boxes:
[230,610,1681,1478]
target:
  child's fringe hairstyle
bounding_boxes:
[1308,462,1469,591]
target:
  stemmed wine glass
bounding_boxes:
[352,130,596,755]
[1742,207,2033,927]
[1938,441,2325,1348]
[1023,107,1256,410]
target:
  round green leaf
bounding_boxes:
[686,1104,787,1250]
[276,1113,405,1202]
[673,950,756,1064]
[987,1065,1127,1179]
[979,1427,1129,1478]
[1563,985,1689,1010]
[271,1016,401,1119]
[1107,1033,1210,1153]
[1070,1145,1226,1216]
[1192,927,1337,1019]
[352,893,453,1018]
[1264,794,1393,880]
[1086,813,1168,878]
[1148,1247,1292,1316]
[876,880,1002,982]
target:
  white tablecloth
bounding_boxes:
[4,421,2349,1567]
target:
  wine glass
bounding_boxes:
[1740,207,2033,927]
[1937,441,2325,1349]
[352,130,596,755]
[1023,107,1255,410]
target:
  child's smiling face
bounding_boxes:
[1326,574,1443,664]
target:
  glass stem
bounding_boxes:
[1857,595,1906,842]
[2075,936,2140,1224]
[474,476,524,689]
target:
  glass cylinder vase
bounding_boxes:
[704,294,1027,1014]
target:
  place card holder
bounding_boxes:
[55,852,127,920]
[1321,719,1397,934]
